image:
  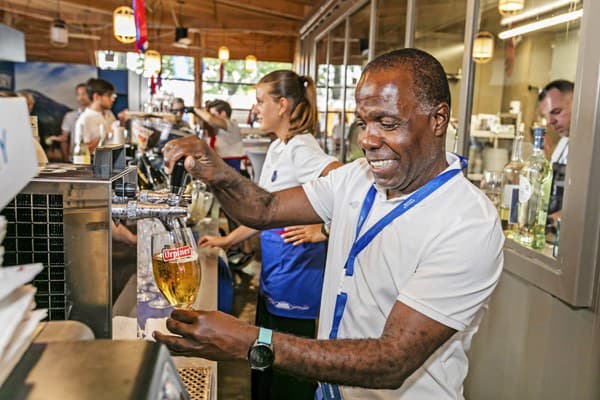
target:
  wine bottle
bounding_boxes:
[499,134,524,238]
[515,127,552,250]
[72,123,91,165]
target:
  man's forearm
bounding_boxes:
[209,167,279,229]
[273,334,417,390]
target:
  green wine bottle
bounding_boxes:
[515,127,552,250]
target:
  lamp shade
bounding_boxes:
[50,19,68,48]
[245,55,257,73]
[473,32,495,63]
[113,6,136,44]
[498,0,525,15]
[218,46,230,62]
[144,50,162,76]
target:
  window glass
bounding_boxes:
[469,0,582,257]
[414,0,467,125]
[375,0,407,56]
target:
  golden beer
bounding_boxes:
[152,252,202,308]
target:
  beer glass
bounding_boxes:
[151,227,202,308]
[481,170,503,208]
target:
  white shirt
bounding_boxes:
[303,153,504,399]
[259,133,337,192]
[61,107,85,160]
[550,136,569,164]
[74,108,116,145]
[213,119,244,158]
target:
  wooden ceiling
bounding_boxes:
[0,0,320,65]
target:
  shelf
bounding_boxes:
[470,130,515,140]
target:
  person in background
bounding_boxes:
[538,79,573,165]
[46,83,91,161]
[157,49,504,399]
[74,78,117,154]
[1,90,47,166]
[197,70,342,400]
[537,79,573,222]
[157,97,195,152]
[193,99,245,171]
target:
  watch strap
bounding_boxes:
[257,327,272,345]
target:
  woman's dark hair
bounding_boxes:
[258,70,317,136]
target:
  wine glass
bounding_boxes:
[481,170,504,208]
[151,227,202,308]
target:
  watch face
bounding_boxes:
[249,344,274,370]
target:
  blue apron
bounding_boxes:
[260,228,326,319]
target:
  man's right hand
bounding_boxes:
[162,136,228,184]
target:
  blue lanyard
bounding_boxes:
[328,156,467,340]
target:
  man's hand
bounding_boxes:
[162,136,229,184]
[153,309,258,361]
[281,224,327,245]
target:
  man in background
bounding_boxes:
[538,79,573,165]
[50,83,91,161]
[157,97,195,152]
[538,79,573,220]
[194,99,244,170]
[74,78,117,154]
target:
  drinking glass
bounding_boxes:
[482,170,504,208]
[151,227,202,308]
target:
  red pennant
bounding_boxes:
[219,61,224,83]
[133,0,148,52]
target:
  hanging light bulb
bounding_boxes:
[50,19,69,47]
[498,0,525,16]
[218,46,230,62]
[244,55,257,73]
[473,32,495,63]
[113,6,136,44]
[144,50,162,76]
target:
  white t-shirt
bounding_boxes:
[550,136,569,164]
[213,119,244,158]
[259,133,337,192]
[74,108,116,145]
[303,153,504,399]
[61,107,85,160]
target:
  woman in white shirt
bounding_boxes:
[199,70,341,400]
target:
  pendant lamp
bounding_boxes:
[245,55,257,73]
[50,19,69,47]
[498,0,525,15]
[473,32,495,63]
[218,46,230,62]
[144,50,162,76]
[113,6,136,44]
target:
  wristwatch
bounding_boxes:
[248,327,274,371]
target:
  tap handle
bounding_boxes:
[170,158,186,195]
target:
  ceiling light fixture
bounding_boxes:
[113,6,136,44]
[498,0,526,16]
[175,27,192,46]
[498,8,583,39]
[245,55,257,73]
[50,19,69,47]
[144,50,162,76]
[501,0,579,25]
[218,46,230,62]
[473,32,495,63]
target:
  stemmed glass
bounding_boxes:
[481,170,504,208]
[151,227,202,309]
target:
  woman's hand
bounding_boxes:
[280,224,327,246]
[198,235,231,249]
